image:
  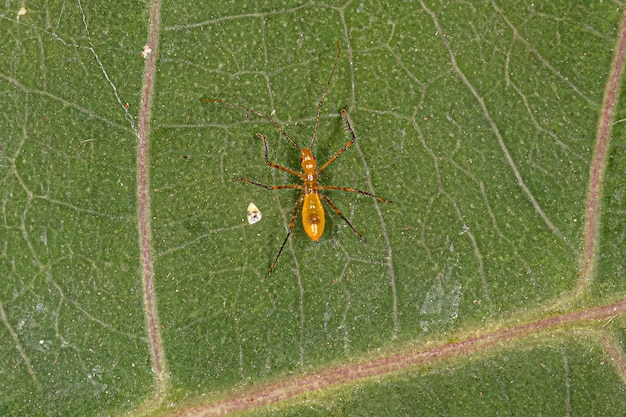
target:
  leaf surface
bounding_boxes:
[1,1,625,416]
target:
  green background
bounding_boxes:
[1,1,625,416]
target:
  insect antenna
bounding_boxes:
[310,40,342,149]
[204,99,302,152]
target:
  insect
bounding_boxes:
[207,41,391,280]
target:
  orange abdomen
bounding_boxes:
[302,193,325,241]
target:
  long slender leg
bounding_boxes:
[318,184,392,203]
[256,133,304,178]
[319,194,364,241]
[310,40,342,149]
[264,196,303,281]
[205,99,302,151]
[233,177,303,191]
[318,109,356,173]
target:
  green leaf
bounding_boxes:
[1,1,625,416]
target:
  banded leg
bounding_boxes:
[318,185,392,203]
[319,194,364,241]
[256,133,304,178]
[233,177,303,191]
[263,196,304,281]
[318,109,356,173]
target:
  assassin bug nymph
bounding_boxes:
[207,41,391,280]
